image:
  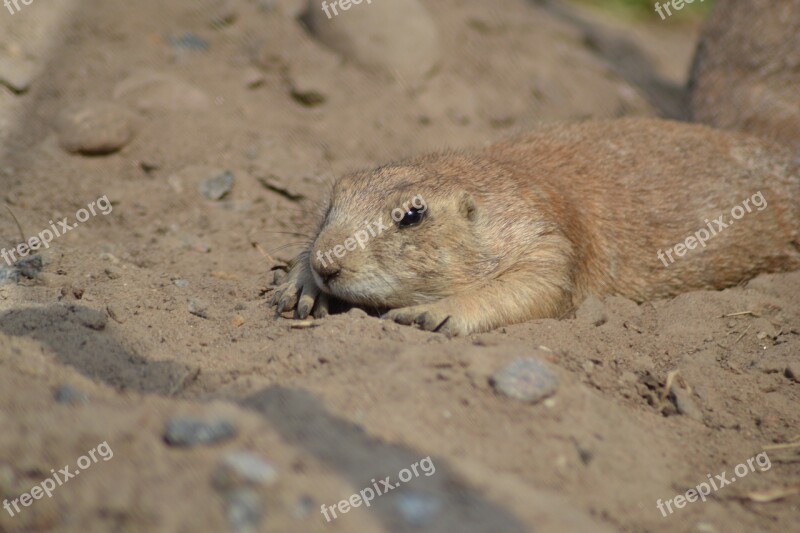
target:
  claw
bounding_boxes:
[275,299,287,318]
[432,316,451,333]
[297,302,310,319]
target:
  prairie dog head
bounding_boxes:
[308,164,485,308]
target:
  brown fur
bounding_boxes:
[689,0,800,149]
[270,118,800,335]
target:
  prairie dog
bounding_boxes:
[270,118,799,335]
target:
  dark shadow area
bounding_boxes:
[538,0,692,120]
[241,385,527,532]
[0,305,198,394]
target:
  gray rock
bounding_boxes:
[225,488,264,533]
[16,255,43,279]
[199,170,235,201]
[213,451,279,490]
[188,298,209,318]
[576,294,607,326]
[164,416,238,447]
[54,385,90,405]
[168,33,210,51]
[57,102,134,155]
[395,491,441,527]
[114,70,209,112]
[304,0,441,81]
[491,357,558,404]
[0,56,37,93]
[0,266,18,285]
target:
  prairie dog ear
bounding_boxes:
[458,191,477,221]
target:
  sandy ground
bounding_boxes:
[0,0,798,532]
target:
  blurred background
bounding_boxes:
[4,2,800,533]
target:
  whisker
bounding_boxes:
[260,230,315,238]
[265,242,309,256]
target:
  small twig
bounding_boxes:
[4,204,26,243]
[763,436,800,451]
[662,369,680,402]
[290,320,317,329]
[251,241,275,264]
[723,310,755,317]
[734,324,752,345]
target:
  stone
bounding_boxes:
[395,491,441,527]
[576,294,607,326]
[188,298,209,319]
[213,451,279,490]
[224,488,264,533]
[491,357,558,404]
[304,0,441,81]
[53,385,90,405]
[0,55,37,93]
[114,70,209,112]
[164,416,238,447]
[199,170,235,201]
[56,102,134,155]
[785,363,800,383]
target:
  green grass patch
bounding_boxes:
[570,0,714,22]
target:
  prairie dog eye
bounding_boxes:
[398,207,426,228]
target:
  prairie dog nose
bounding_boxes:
[311,247,342,285]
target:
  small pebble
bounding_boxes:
[57,102,134,155]
[114,70,209,112]
[209,1,238,28]
[395,491,441,527]
[785,363,800,383]
[0,55,37,93]
[199,170,235,201]
[491,357,558,404]
[304,0,440,80]
[576,294,607,326]
[225,488,264,533]
[72,307,108,331]
[164,416,238,447]
[106,303,127,324]
[173,278,189,288]
[0,266,18,285]
[188,298,209,318]
[168,33,210,51]
[16,255,43,279]
[671,386,703,422]
[53,384,90,405]
[213,451,279,490]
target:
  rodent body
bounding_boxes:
[271,118,800,335]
